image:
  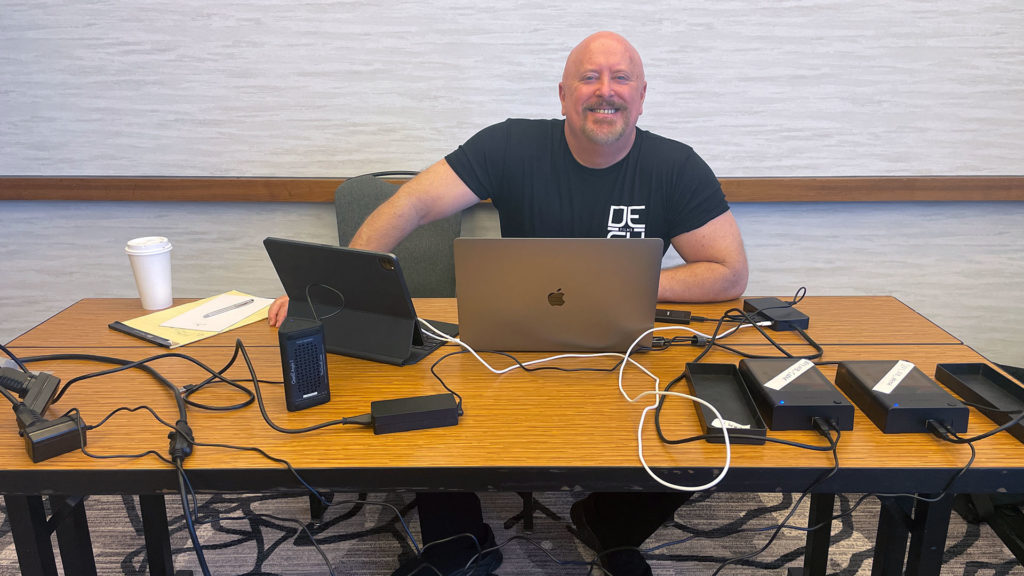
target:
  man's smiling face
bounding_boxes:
[559,32,647,151]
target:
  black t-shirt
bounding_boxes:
[445,118,728,253]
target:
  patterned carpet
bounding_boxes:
[2,490,1022,575]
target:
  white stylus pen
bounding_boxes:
[202,298,254,318]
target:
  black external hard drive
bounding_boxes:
[738,358,854,431]
[835,360,968,434]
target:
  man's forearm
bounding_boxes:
[347,159,479,252]
[657,261,747,303]
[348,197,423,252]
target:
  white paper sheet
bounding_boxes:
[160,294,273,332]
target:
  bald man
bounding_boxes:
[272,32,747,576]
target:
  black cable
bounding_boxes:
[85,405,177,432]
[176,459,212,576]
[19,344,394,572]
[71,409,174,466]
[428,350,469,414]
[869,420,977,503]
[180,343,258,411]
[322,497,423,554]
[20,354,194,468]
[0,342,30,372]
[86,402,334,510]
[191,439,329,508]
[717,307,823,360]
[0,385,21,407]
[701,325,824,361]
[232,339,368,434]
[935,405,1024,444]
[659,431,838,451]
[59,351,243,411]
[710,419,840,575]
[791,287,807,305]
[653,306,825,442]
[212,513,338,576]
[177,453,201,523]
[19,352,189,423]
[649,335,699,350]
[305,283,345,322]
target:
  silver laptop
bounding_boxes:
[454,238,662,351]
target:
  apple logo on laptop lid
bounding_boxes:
[547,288,566,307]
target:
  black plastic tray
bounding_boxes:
[685,363,767,444]
[935,363,1024,444]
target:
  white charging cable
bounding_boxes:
[417,318,652,375]
[419,318,767,492]
[615,321,766,491]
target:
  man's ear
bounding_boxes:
[558,82,567,116]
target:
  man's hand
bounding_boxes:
[268,295,289,327]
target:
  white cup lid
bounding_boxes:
[125,236,173,255]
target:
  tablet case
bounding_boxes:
[264,237,457,366]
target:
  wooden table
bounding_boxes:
[3,297,1021,575]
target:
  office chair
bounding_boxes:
[334,171,461,298]
[334,172,557,530]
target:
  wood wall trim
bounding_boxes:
[721,176,1023,202]
[0,176,1021,203]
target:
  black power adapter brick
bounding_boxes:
[742,297,810,331]
[738,358,854,431]
[370,393,459,435]
[23,415,86,463]
[835,360,969,434]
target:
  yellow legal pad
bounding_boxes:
[108,290,271,348]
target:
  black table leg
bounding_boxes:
[48,495,97,576]
[4,495,59,576]
[140,494,176,576]
[801,493,835,576]
[905,493,954,576]
[872,496,912,576]
[503,492,561,532]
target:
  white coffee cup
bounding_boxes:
[125,236,173,310]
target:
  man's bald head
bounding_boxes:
[558,31,647,167]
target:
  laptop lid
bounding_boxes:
[454,238,661,352]
[263,237,456,366]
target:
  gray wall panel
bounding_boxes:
[2,1,1022,177]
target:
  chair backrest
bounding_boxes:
[335,172,462,298]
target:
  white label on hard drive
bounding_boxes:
[765,358,815,390]
[872,360,916,394]
[711,418,751,430]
